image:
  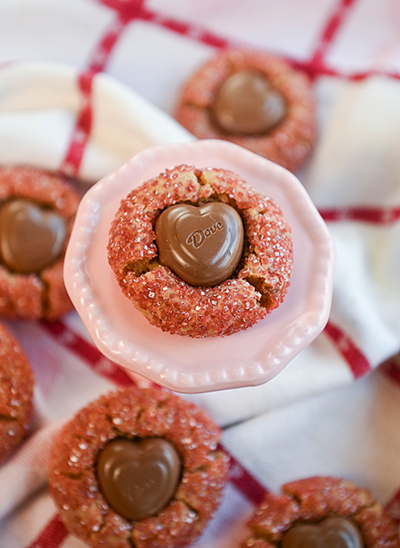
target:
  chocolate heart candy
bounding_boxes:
[96,438,181,521]
[0,199,67,274]
[155,202,244,287]
[282,517,364,548]
[212,69,287,135]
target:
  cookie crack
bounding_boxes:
[104,414,132,438]
[136,407,146,423]
[38,272,51,317]
[72,433,92,443]
[127,537,137,548]
[105,410,149,437]
[0,415,17,422]
[86,514,107,540]
[173,495,200,523]
[155,397,169,409]
[123,257,159,279]
[184,448,225,474]
[245,275,274,308]
[60,471,84,480]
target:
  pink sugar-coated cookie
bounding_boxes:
[64,140,335,392]
[241,477,400,548]
[48,386,229,548]
[0,322,34,464]
[0,166,80,320]
[108,164,293,338]
[175,49,317,173]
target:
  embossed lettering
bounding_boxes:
[155,202,244,286]
[186,230,204,248]
[186,222,224,249]
[123,476,157,501]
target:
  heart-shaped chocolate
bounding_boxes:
[155,202,244,287]
[0,198,67,274]
[96,438,182,521]
[212,69,287,135]
[281,517,364,548]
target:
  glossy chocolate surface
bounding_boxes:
[0,198,67,274]
[212,69,287,135]
[96,438,181,521]
[282,517,364,548]
[155,202,244,287]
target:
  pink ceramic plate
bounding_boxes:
[64,140,335,393]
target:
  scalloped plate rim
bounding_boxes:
[64,139,335,393]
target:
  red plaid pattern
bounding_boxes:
[1,0,400,545]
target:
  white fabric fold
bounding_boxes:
[0,4,399,545]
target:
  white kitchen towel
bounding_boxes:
[0,0,399,546]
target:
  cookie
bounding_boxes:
[0,322,34,464]
[48,386,229,548]
[0,166,80,320]
[107,164,293,337]
[175,49,316,172]
[241,476,400,548]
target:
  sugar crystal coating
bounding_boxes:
[175,49,317,173]
[241,477,400,548]
[0,322,34,464]
[108,164,293,338]
[48,386,229,548]
[0,166,80,320]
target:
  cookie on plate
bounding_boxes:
[175,49,316,172]
[241,476,400,548]
[48,386,229,548]
[0,166,80,320]
[0,322,34,464]
[107,164,293,337]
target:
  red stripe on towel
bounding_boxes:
[41,321,133,386]
[98,0,147,19]
[58,70,95,178]
[319,206,400,224]
[381,357,400,387]
[138,10,231,49]
[26,514,68,548]
[98,0,231,49]
[59,13,129,177]
[291,59,400,82]
[385,488,400,524]
[324,321,372,379]
[88,13,131,73]
[308,0,359,72]
[228,451,268,506]
[25,0,399,547]
[93,0,400,88]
